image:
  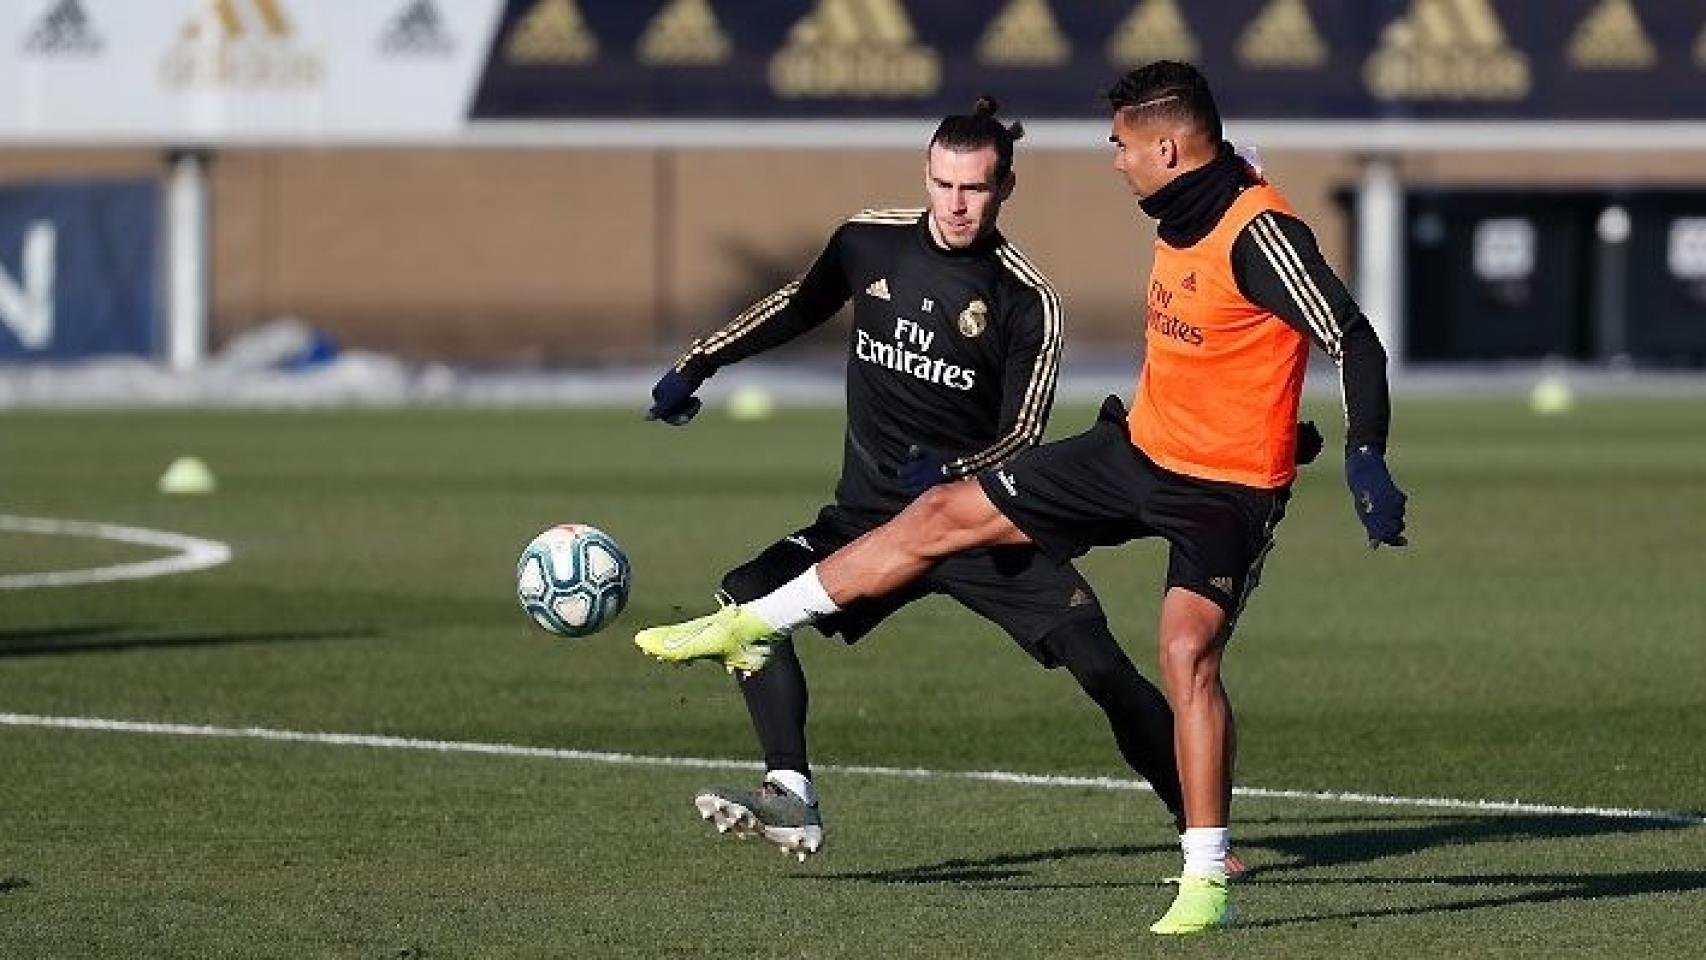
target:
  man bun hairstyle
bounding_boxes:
[931,95,1025,182]
[1107,60,1222,144]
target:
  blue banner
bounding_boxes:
[0,179,159,361]
[471,0,1706,121]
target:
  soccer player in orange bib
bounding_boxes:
[638,61,1408,935]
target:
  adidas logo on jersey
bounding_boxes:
[1210,576,1236,596]
[1181,272,1198,293]
[865,278,892,301]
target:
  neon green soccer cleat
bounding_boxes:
[634,604,781,673]
[1150,873,1237,935]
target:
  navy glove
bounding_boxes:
[645,369,704,426]
[899,446,950,497]
[1295,420,1324,466]
[1345,446,1408,548]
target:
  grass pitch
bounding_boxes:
[2,398,1703,958]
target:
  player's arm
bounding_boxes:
[1231,211,1388,451]
[902,280,1061,495]
[1231,211,1407,546]
[673,227,854,378]
[647,226,854,424]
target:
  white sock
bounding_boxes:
[1180,827,1230,878]
[747,565,839,633]
[765,769,816,806]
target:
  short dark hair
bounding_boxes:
[930,95,1025,182]
[1106,61,1222,143]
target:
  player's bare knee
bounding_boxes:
[927,480,1019,550]
[1160,628,1220,682]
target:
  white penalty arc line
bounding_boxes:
[0,515,233,589]
[2,712,1701,826]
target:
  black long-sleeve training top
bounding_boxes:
[673,208,1063,515]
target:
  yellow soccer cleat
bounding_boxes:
[1150,873,1237,935]
[634,604,781,673]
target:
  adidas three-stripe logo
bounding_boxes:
[1247,213,1342,361]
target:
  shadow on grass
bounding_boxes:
[812,813,1706,924]
[1237,870,1706,929]
[814,843,1175,886]
[0,624,375,658]
[1238,811,1695,875]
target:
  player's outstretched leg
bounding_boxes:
[634,603,780,672]
[693,773,824,862]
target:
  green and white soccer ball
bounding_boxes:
[516,523,631,638]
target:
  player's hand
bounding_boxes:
[1345,446,1408,548]
[899,446,949,497]
[1295,420,1324,465]
[645,370,704,426]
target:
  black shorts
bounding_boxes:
[719,505,1105,667]
[977,396,1289,621]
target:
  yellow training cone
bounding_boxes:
[158,456,217,494]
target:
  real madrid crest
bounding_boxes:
[957,299,988,337]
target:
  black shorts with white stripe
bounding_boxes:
[978,396,1289,622]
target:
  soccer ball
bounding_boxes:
[515,524,631,638]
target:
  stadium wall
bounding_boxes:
[4,144,1704,364]
[166,146,1706,364]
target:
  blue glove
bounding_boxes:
[1345,447,1408,548]
[645,370,704,426]
[899,446,950,497]
[1295,420,1324,466]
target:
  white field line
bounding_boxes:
[2,712,1700,826]
[0,515,232,589]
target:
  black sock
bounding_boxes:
[1045,621,1185,827]
[736,638,811,779]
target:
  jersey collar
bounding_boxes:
[1139,141,1256,249]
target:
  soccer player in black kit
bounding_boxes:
[642,98,1194,861]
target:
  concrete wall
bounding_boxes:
[203,145,1362,363]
